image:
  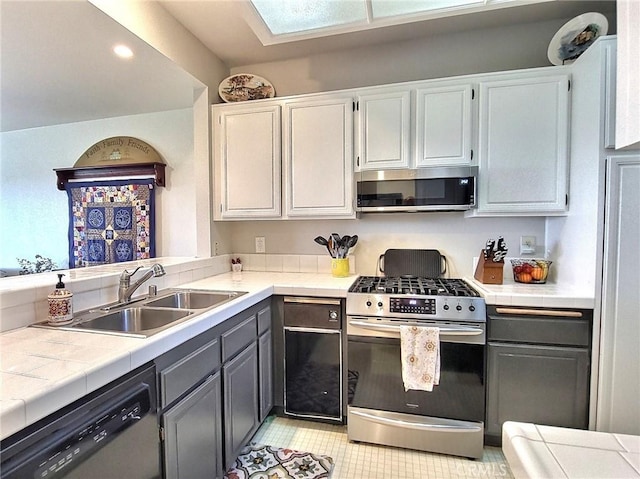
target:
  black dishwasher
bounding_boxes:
[283,296,343,423]
[0,363,160,479]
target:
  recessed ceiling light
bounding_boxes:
[113,44,134,59]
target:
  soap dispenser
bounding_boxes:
[48,273,73,325]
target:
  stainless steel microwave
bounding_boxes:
[356,166,477,213]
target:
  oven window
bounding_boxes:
[357,177,473,207]
[347,336,484,422]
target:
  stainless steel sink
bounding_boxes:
[68,307,193,335]
[31,288,248,337]
[144,290,242,310]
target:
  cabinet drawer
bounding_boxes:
[222,315,257,362]
[257,306,271,335]
[160,338,220,407]
[488,307,591,347]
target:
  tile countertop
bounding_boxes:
[0,270,593,440]
[0,271,356,441]
[465,277,595,310]
[502,421,640,478]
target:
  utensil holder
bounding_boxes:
[474,250,504,284]
[331,258,349,278]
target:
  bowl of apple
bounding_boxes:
[510,259,552,284]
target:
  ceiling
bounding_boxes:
[0,0,616,133]
[159,0,616,67]
[0,0,201,132]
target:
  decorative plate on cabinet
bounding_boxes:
[547,12,608,65]
[218,73,275,102]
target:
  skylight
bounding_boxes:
[248,0,546,45]
[250,0,369,35]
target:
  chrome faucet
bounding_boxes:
[118,263,166,304]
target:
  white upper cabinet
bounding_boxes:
[213,94,355,220]
[415,84,475,167]
[283,95,355,218]
[212,63,578,220]
[473,73,570,215]
[356,88,411,170]
[212,102,281,219]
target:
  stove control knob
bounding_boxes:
[469,305,476,312]
[377,301,383,309]
[443,304,450,311]
[456,305,462,311]
[366,300,372,308]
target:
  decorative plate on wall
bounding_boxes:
[547,12,608,65]
[218,73,275,102]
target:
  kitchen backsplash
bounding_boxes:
[0,254,355,333]
[237,254,355,274]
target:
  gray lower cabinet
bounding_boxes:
[486,343,589,435]
[257,303,273,421]
[259,329,273,421]
[156,298,273,477]
[223,341,259,469]
[162,372,224,479]
[485,306,592,445]
[157,336,225,479]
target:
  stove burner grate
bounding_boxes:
[349,276,480,297]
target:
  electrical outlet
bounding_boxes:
[255,236,266,253]
[520,235,536,255]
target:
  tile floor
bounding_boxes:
[252,415,514,479]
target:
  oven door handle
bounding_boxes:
[350,409,482,433]
[348,319,483,336]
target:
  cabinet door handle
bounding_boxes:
[495,307,582,318]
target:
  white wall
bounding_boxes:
[546,39,610,298]
[226,215,546,278]
[0,108,194,270]
[90,0,228,105]
[230,16,616,97]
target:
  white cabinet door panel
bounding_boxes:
[284,96,354,217]
[214,104,281,219]
[416,84,474,167]
[476,75,570,214]
[598,154,640,435]
[357,89,411,170]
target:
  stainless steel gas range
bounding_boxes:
[346,275,487,459]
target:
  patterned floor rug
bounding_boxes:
[224,443,334,479]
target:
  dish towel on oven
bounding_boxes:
[400,325,440,392]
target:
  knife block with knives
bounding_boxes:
[474,237,508,284]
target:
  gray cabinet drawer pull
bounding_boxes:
[495,307,582,318]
